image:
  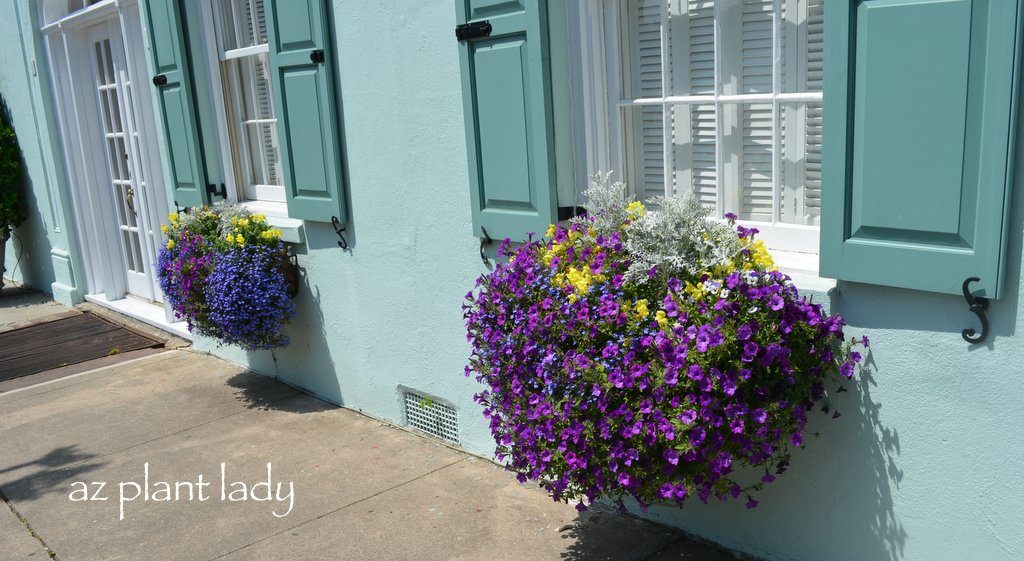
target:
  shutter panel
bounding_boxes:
[739,1,773,221]
[821,0,1023,298]
[686,1,717,209]
[265,0,347,223]
[142,0,209,209]
[457,0,558,242]
[630,0,665,201]
[802,0,824,223]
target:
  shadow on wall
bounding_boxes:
[1,121,55,292]
[565,356,908,561]
[233,222,350,407]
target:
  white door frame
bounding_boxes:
[39,0,170,304]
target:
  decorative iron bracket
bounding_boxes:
[961,277,989,344]
[330,216,349,250]
[479,226,493,265]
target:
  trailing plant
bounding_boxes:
[157,206,295,350]
[464,173,867,512]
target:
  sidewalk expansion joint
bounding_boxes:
[206,456,470,561]
[1,488,60,560]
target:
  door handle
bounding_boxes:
[125,186,138,218]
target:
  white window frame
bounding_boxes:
[570,0,823,257]
[198,0,288,212]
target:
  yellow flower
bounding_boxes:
[165,239,175,250]
[238,218,249,228]
[633,299,650,318]
[168,212,180,224]
[160,224,169,235]
[626,200,646,217]
[655,310,669,329]
[254,213,267,223]
[545,224,556,238]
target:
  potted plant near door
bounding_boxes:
[0,96,26,294]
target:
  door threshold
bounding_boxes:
[84,293,192,340]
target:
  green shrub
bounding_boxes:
[0,96,26,232]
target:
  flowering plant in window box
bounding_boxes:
[464,173,867,512]
[157,206,297,350]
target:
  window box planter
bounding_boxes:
[157,206,297,351]
[464,174,867,512]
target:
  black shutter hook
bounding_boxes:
[961,277,989,344]
[479,226,493,265]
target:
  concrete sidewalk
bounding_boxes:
[0,349,737,561]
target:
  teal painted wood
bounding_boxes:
[141,0,208,209]
[265,0,347,223]
[181,2,225,201]
[821,0,1023,298]
[457,0,559,241]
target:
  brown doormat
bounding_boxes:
[0,312,164,382]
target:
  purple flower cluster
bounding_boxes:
[204,243,297,351]
[156,207,296,350]
[464,221,865,511]
[157,231,215,336]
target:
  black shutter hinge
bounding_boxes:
[456,21,492,42]
[152,74,167,86]
[206,183,227,199]
[310,49,325,64]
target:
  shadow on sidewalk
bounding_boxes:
[0,445,106,503]
[226,371,338,415]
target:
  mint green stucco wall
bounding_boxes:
[0,2,82,305]
[4,1,1024,560]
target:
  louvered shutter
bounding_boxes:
[801,0,823,224]
[265,0,347,223]
[821,0,1022,297]
[457,0,559,242]
[142,0,209,209]
[736,1,772,222]
[686,1,717,208]
[627,0,665,201]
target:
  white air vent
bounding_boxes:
[403,390,459,444]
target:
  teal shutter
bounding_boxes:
[821,0,1023,298]
[265,0,347,223]
[457,0,559,242]
[142,0,209,209]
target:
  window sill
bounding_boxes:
[236,200,304,245]
[771,250,837,294]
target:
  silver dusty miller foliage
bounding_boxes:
[572,171,741,285]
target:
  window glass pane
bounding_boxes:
[614,0,823,237]
[625,0,663,99]
[781,0,824,93]
[623,104,665,201]
[666,0,715,96]
[718,0,774,95]
[779,101,822,226]
[738,102,773,221]
[217,0,268,51]
[670,104,717,209]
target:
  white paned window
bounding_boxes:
[211,0,285,203]
[576,0,824,254]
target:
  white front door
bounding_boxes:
[85,22,162,302]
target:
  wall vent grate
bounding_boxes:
[403,390,459,444]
